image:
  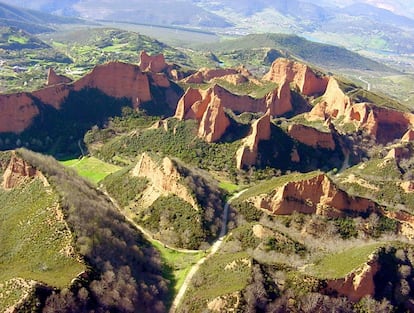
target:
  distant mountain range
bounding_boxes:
[1,0,413,56]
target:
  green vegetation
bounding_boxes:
[218,180,240,194]
[179,252,251,311]
[17,148,168,313]
[310,243,383,279]
[60,156,121,185]
[101,165,148,207]
[201,33,391,72]
[0,179,85,311]
[236,171,321,202]
[151,240,203,307]
[137,195,205,249]
[94,119,241,174]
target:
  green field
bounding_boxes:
[151,240,203,305]
[60,156,121,184]
[309,243,383,279]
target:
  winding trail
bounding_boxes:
[358,75,371,91]
[169,189,246,313]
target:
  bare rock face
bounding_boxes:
[0,93,39,133]
[198,95,231,143]
[74,61,152,108]
[402,129,414,142]
[252,173,377,217]
[401,181,414,193]
[132,153,198,208]
[0,61,159,134]
[174,87,204,120]
[2,152,48,189]
[46,68,72,86]
[263,58,328,96]
[265,80,292,116]
[307,77,414,143]
[236,112,271,169]
[325,256,379,302]
[138,51,167,73]
[182,67,251,84]
[307,77,351,121]
[175,84,266,142]
[287,124,335,150]
[385,147,412,161]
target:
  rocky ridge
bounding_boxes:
[0,54,181,134]
[132,153,198,209]
[250,173,378,217]
[2,151,48,189]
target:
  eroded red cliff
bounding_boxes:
[325,256,379,302]
[251,173,378,217]
[236,112,271,169]
[2,152,48,189]
[132,153,198,208]
[263,58,328,96]
[287,124,336,150]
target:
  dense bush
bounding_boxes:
[137,195,205,249]
[18,148,168,313]
[102,166,148,207]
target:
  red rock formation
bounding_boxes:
[174,87,204,120]
[74,62,152,108]
[252,173,377,217]
[2,152,48,189]
[307,77,414,143]
[138,51,167,73]
[325,256,379,302]
[265,80,292,116]
[385,147,411,161]
[182,67,250,84]
[46,68,72,86]
[198,95,230,143]
[0,93,39,133]
[290,148,300,162]
[402,129,414,142]
[132,153,198,208]
[307,77,351,121]
[287,124,336,150]
[236,112,271,169]
[263,58,328,96]
[32,84,70,109]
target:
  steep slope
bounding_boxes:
[104,152,225,250]
[0,53,184,156]
[15,148,168,313]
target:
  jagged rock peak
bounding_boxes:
[197,93,230,143]
[263,58,328,96]
[138,51,168,73]
[46,68,72,86]
[236,111,271,169]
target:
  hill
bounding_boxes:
[0,2,84,34]
[198,33,395,73]
[1,50,414,312]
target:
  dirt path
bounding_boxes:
[169,190,246,313]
